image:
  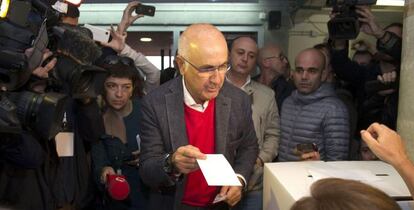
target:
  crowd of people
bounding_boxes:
[0,1,413,210]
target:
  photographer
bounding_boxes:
[1,0,106,209]
[49,28,106,209]
[329,5,402,131]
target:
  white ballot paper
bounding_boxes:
[197,154,242,186]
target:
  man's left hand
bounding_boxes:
[219,185,242,207]
[28,48,56,78]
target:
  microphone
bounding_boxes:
[106,174,130,200]
[54,26,101,65]
[51,26,106,99]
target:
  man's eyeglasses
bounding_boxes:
[266,54,286,62]
[179,56,230,73]
[102,55,135,67]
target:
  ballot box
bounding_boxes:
[263,161,412,210]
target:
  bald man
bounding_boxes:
[278,48,349,161]
[139,24,258,210]
[256,44,288,87]
[256,44,293,112]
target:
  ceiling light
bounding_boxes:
[140,37,152,42]
[376,0,404,6]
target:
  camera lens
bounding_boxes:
[8,91,67,140]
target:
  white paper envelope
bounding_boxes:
[197,154,242,186]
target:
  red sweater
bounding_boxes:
[182,99,218,207]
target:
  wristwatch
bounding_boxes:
[163,153,173,174]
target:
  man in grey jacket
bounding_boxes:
[278,48,349,161]
[139,24,258,210]
[226,37,280,210]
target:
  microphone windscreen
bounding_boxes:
[57,27,101,65]
[107,174,130,200]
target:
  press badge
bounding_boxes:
[55,132,74,157]
[55,112,74,157]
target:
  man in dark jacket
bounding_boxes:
[278,48,349,161]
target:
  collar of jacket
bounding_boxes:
[291,83,336,105]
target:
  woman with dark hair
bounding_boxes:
[91,55,149,210]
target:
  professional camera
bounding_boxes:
[327,0,377,40]
[50,26,107,99]
[0,0,76,139]
[0,0,55,91]
[1,0,106,98]
[0,91,68,140]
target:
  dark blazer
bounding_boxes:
[139,76,258,210]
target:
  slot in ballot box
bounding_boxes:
[263,161,413,210]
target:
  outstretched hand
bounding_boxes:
[117,1,144,33]
[99,25,127,53]
[356,5,385,39]
[361,123,409,167]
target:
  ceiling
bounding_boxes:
[126,31,258,56]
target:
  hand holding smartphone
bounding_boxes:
[135,4,156,16]
[83,24,111,43]
[295,143,318,154]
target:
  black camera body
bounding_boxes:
[0,0,72,139]
[327,0,377,40]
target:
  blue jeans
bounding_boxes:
[234,190,263,210]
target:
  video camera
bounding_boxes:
[0,0,106,139]
[327,0,377,40]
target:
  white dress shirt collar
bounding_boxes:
[182,78,209,112]
[226,75,251,91]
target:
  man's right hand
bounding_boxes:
[171,145,206,174]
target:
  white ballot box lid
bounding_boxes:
[263,161,412,210]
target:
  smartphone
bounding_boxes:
[135,4,156,16]
[296,143,318,154]
[83,24,111,43]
